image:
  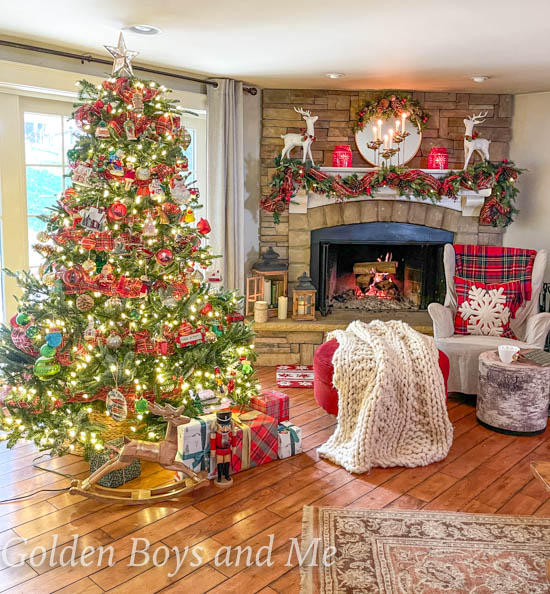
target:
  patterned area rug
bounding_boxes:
[300,506,550,593]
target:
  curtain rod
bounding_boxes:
[0,39,258,94]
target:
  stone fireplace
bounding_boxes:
[287,196,505,306]
[254,88,512,365]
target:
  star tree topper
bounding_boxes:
[104,33,139,77]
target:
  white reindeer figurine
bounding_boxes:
[463,112,491,169]
[280,107,318,164]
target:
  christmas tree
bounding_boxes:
[0,36,257,457]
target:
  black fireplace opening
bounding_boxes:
[310,222,452,315]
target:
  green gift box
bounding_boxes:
[89,438,141,488]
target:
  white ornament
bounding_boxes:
[281,107,319,164]
[171,178,191,204]
[463,112,491,169]
[458,285,510,336]
[80,206,106,231]
[106,388,128,421]
[72,164,93,186]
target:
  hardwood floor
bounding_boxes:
[0,366,549,593]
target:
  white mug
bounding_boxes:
[498,344,520,364]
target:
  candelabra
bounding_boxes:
[367,114,411,167]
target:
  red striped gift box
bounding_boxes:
[276,365,314,388]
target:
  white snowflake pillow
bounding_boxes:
[454,276,518,339]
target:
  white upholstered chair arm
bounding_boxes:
[524,312,550,348]
[428,303,455,339]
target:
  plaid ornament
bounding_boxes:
[454,245,536,313]
[454,276,518,339]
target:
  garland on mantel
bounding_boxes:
[260,157,523,228]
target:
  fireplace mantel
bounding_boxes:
[288,167,491,218]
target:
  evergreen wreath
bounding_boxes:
[354,92,430,132]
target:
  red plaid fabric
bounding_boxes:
[454,245,536,315]
[454,276,519,339]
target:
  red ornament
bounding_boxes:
[196,218,211,235]
[200,303,213,315]
[94,100,104,110]
[54,399,63,409]
[332,145,353,168]
[107,201,127,220]
[63,268,82,287]
[155,248,174,265]
[9,314,19,328]
[106,104,112,114]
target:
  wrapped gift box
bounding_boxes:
[174,413,218,479]
[276,365,314,388]
[277,421,303,459]
[250,391,289,423]
[229,407,278,473]
[89,438,141,488]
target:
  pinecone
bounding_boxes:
[376,98,390,112]
[390,97,403,115]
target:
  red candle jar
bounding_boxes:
[332,145,353,168]
[428,147,449,169]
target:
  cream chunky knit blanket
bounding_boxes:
[317,320,453,474]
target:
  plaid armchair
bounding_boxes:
[428,244,550,394]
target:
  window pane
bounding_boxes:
[26,166,63,216]
[24,113,63,165]
[28,218,48,271]
[63,116,80,158]
[181,128,196,179]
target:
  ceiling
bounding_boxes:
[2,0,550,93]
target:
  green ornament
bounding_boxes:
[16,313,31,326]
[67,148,79,162]
[33,356,61,380]
[212,325,223,337]
[95,256,108,273]
[40,344,57,358]
[134,398,149,413]
[128,309,140,321]
[25,325,39,338]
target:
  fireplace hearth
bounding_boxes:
[310,222,452,316]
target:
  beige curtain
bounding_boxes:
[207,78,245,292]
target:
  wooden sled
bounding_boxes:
[70,403,210,505]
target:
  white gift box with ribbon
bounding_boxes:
[277,421,303,459]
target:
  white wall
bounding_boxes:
[505,92,550,280]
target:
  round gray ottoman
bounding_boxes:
[477,350,550,435]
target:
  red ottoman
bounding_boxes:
[313,338,450,415]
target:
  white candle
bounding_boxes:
[383,134,388,149]
[395,120,400,134]
[389,129,393,145]
[277,296,288,320]
[402,112,407,133]
[377,120,382,140]
[372,126,378,142]
[254,300,268,323]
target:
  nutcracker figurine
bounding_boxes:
[210,410,237,488]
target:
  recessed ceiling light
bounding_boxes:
[325,73,345,79]
[472,75,489,83]
[126,24,162,35]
